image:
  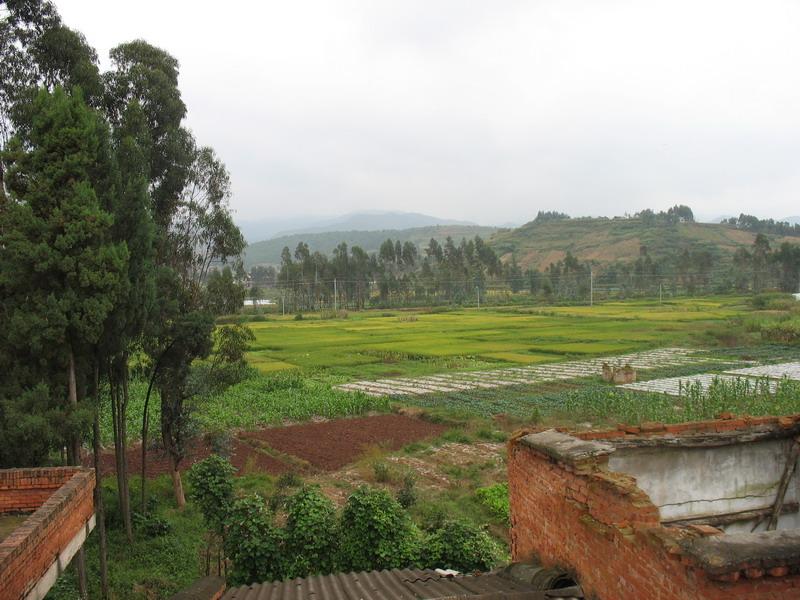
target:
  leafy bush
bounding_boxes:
[751,292,794,310]
[224,495,285,585]
[187,455,236,534]
[204,428,234,457]
[396,473,417,509]
[276,471,303,489]
[476,483,510,524]
[423,520,502,572]
[338,486,420,572]
[373,461,390,483]
[760,319,800,344]
[132,511,172,537]
[284,487,338,578]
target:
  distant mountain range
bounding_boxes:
[243,224,498,267]
[237,211,477,243]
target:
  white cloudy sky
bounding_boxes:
[57,0,800,225]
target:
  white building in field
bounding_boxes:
[794,292,800,301]
[243,299,274,307]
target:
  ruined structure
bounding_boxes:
[0,467,95,600]
[508,415,800,599]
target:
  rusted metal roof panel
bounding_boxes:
[221,569,549,600]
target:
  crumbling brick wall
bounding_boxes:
[508,428,800,600]
[0,467,95,600]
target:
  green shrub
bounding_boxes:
[276,471,303,489]
[187,455,236,534]
[396,473,417,509]
[224,495,285,585]
[476,483,510,524]
[338,486,420,572]
[284,487,338,578]
[373,461,390,483]
[132,511,172,537]
[760,319,800,344]
[423,520,502,572]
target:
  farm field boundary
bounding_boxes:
[336,347,708,397]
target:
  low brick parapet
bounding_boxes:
[0,467,95,600]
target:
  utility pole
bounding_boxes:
[476,286,480,309]
[281,292,285,316]
[659,283,663,305]
[589,268,593,307]
[334,278,338,312]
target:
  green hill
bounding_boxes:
[244,225,498,267]
[490,216,799,269]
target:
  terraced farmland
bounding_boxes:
[244,296,747,378]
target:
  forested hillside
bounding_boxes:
[244,225,497,267]
[260,207,800,311]
[491,209,800,270]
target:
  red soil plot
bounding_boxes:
[87,437,290,478]
[239,414,448,471]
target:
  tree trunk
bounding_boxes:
[140,364,159,511]
[169,453,186,509]
[110,363,133,542]
[120,360,132,540]
[92,364,110,599]
[140,345,172,512]
[68,349,81,462]
[67,348,87,599]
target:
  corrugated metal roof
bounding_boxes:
[221,569,553,600]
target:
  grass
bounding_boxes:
[243,296,750,378]
[195,371,390,430]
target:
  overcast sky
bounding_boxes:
[57,0,800,225]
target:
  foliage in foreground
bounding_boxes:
[476,483,510,525]
[187,456,505,587]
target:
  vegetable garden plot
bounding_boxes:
[724,362,800,381]
[336,347,705,397]
[620,374,779,396]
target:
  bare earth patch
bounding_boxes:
[239,414,448,471]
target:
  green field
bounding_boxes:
[244,297,748,379]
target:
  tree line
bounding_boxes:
[0,2,244,596]
[271,235,503,311]
[262,230,800,312]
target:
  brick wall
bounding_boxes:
[0,466,81,513]
[0,467,95,600]
[508,429,800,600]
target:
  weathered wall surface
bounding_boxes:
[508,430,800,600]
[0,467,95,600]
[609,439,800,532]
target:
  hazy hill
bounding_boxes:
[238,211,475,243]
[490,216,799,270]
[244,224,498,267]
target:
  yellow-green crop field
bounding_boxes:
[244,296,749,379]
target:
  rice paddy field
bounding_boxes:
[244,296,748,379]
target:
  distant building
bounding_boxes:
[243,299,274,306]
[793,292,800,301]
